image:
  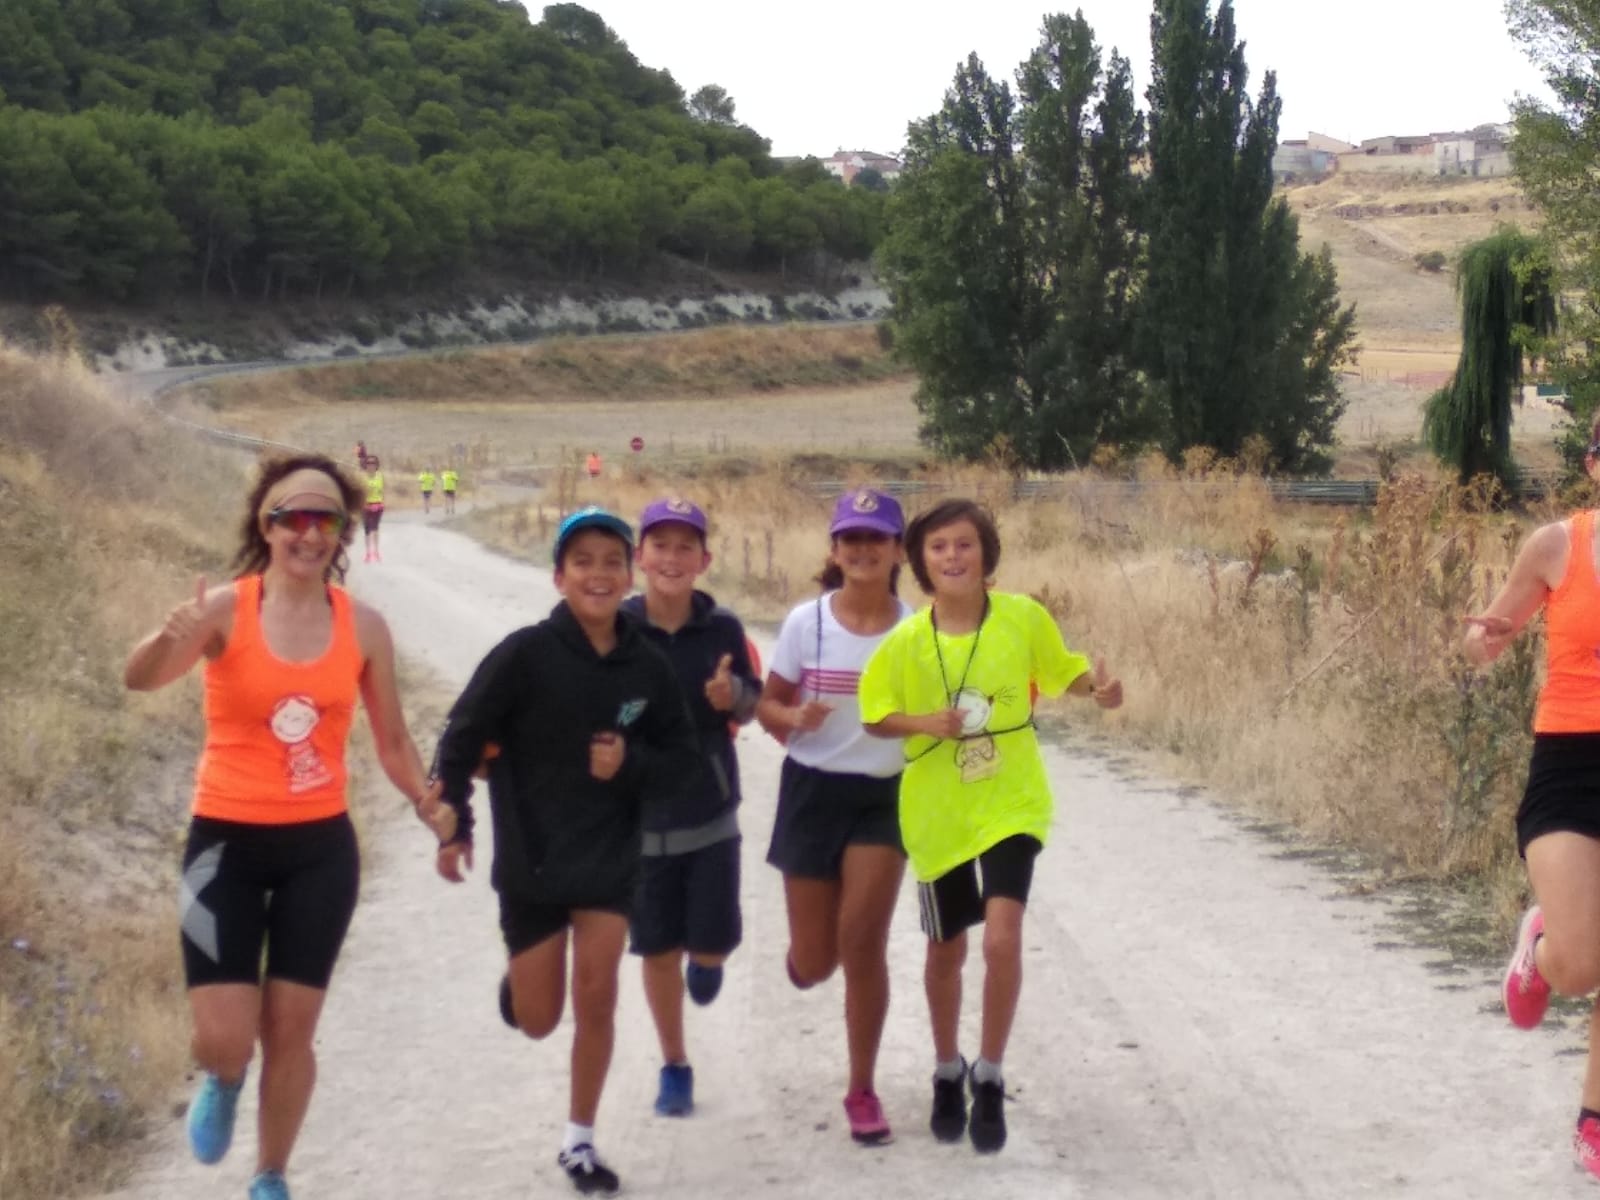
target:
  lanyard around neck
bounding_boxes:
[930,595,989,705]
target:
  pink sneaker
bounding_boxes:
[1503,906,1551,1030]
[843,1089,891,1145]
[1575,1116,1600,1180]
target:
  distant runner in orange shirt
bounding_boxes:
[586,450,603,480]
[123,453,450,1200]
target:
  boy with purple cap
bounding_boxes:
[620,496,761,1118]
[754,488,912,1145]
[429,506,698,1195]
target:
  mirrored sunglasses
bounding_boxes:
[268,507,350,537]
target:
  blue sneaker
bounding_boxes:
[685,962,723,1006]
[186,1071,244,1165]
[248,1170,290,1200]
[654,1062,694,1116]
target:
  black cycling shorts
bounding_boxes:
[1518,733,1600,855]
[180,814,360,989]
[917,834,1041,943]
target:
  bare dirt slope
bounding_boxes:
[88,510,1600,1200]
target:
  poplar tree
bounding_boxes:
[1139,0,1355,471]
[879,14,1146,468]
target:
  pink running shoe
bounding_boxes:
[1504,906,1551,1030]
[843,1089,891,1145]
[1575,1116,1600,1180]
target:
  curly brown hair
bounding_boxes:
[230,453,364,583]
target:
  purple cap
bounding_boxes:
[638,496,708,537]
[829,488,904,537]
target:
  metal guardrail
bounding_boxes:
[802,472,1562,508]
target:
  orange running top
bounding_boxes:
[1536,510,1600,734]
[193,574,363,823]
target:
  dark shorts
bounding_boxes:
[1517,733,1600,855]
[420,490,433,499]
[917,834,1041,943]
[499,892,632,958]
[766,758,903,880]
[630,836,742,957]
[362,503,384,533]
[180,814,360,989]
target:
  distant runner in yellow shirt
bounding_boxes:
[362,458,385,563]
[441,467,459,515]
[417,468,436,515]
[859,498,1123,1156]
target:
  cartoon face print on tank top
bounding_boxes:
[270,695,334,794]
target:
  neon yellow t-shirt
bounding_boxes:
[858,591,1090,883]
[365,472,384,504]
[442,469,459,491]
[418,471,436,491]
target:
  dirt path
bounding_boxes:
[96,513,1596,1199]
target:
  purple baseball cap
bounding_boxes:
[829,488,904,537]
[638,496,708,538]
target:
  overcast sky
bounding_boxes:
[523,0,1556,156]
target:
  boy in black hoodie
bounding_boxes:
[430,507,696,1196]
[621,498,761,1120]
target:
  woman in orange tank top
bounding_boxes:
[1464,411,1600,1180]
[124,453,450,1200]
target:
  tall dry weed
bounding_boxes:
[1,340,241,1197]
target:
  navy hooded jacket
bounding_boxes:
[620,590,760,833]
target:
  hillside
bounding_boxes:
[0,1,882,304]
[1281,172,1555,455]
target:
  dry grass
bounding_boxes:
[1284,172,1539,348]
[469,454,1554,936]
[0,342,250,1196]
[201,323,902,408]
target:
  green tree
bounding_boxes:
[689,83,736,125]
[1139,0,1355,471]
[877,15,1147,468]
[1423,229,1557,484]
[1507,0,1600,457]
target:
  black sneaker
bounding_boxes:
[498,975,516,1029]
[558,1144,620,1195]
[930,1062,967,1143]
[968,1076,1007,1154]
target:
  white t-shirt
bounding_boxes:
[770,591,913,778]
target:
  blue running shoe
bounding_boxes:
[186,1071,244,1165]
[685,962,723,1006]
[248,1170,290,1200]
[654,1062,694,1116]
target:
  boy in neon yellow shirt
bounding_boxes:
[418,467,436,514]
[859,498,1123,1155]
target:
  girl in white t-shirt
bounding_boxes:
[756,488,912,1146]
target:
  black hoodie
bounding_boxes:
[620,590,760,833]
[433,601,697,907]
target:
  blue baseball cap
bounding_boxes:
[554,506,634,564]
[638,496,708,538]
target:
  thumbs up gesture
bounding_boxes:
[704,652,737,713]
[162,576,212,646]
[1089,656,1123,710]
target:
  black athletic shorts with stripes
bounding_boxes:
[180,814,360,990]
[917,834,1042,942]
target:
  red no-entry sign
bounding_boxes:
[630,436,644,453]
